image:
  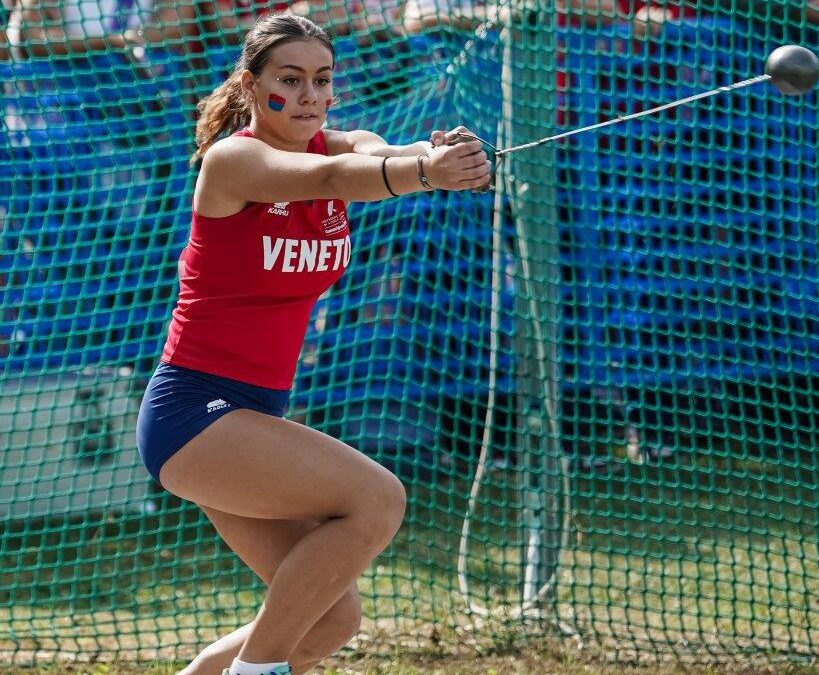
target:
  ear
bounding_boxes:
[239,69,257,102]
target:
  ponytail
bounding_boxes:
[191,70,250,165]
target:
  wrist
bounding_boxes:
[401,141,433,156]
[417,154,435,191]
[381,156,398,198]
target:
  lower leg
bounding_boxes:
[178,586,361,675]
[238,510,400,663]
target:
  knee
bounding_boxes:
[354,472,406,544]
[380,472,407,527]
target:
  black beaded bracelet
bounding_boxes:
[417,153,434,190]
[381,157,398,197]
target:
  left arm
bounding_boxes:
[324,129,433,158]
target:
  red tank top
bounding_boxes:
[161,129,351,389]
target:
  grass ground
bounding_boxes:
[1,652,818,675]
[1,454,816,674]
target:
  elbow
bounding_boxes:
[320,161,347,201]
[323,159,382,203]
[323,169,355,202]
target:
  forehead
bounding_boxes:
[267,39,334,71]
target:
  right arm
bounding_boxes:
[194,136,489,217]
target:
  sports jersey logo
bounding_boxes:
[322,200,347,236]
[206,398,229,413]
[263,235,352,273]
[268,202,290,217]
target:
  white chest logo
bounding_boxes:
[268,202,290,216]
[327,200,335,216]
[262,235,352,273]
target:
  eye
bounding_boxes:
[281,77,300,86]
[315,77,332,87]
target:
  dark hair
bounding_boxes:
[191,12,334,164]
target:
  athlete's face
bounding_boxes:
[245,39,334,150]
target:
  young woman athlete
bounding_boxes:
[136,12,489,675]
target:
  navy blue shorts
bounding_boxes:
[136,362,290,485]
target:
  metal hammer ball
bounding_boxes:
[765,45,819,95]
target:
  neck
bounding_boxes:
[248,120,310,153]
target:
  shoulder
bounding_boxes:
[201,134,282,173]
[196,136,279,205]
[208,133,267,155]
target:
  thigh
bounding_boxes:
[159,408,402,520]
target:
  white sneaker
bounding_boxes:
[221,667,292,675]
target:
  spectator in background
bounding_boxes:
[210,0,404,44]
[556,0,695,37]
[8,0,162,58]
[289,0,404,42]
[4,0,267,130]
[402,0,695,37]
[1,0,17,59]
[211,0,288,43]
[6,0,245,60]
[402,0,508,33]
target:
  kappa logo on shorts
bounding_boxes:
[206,398,230,413]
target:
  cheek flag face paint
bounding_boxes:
[268,93,286,112]
[325,99,333,107]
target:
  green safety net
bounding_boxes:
[1,0,817,667]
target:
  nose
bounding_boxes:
[299,80,319,105]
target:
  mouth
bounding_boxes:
[292,114,318,120]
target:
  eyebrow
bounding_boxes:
[279,65,333,73]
